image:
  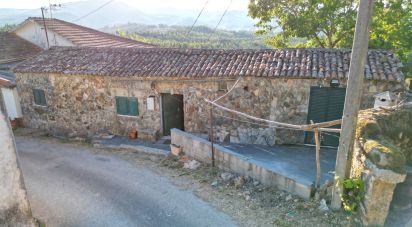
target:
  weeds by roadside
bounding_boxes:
[157,154,362,227]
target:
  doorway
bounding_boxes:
[304,87,346,147]
[161,94,184,136]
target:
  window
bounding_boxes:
[218,81,227,91]
[33,89,47,106]
[116,96,139,116]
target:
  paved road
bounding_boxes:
[16,137,237,227]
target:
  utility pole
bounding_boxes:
[331,0,374,210]
[40,7,50,49]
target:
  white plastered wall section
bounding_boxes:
[0,110,35,226]
[1,87,22,120]
[15,20,73,49]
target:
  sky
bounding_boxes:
[0,0,249,11]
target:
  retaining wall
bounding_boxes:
[171,128,313,199]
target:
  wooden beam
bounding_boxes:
[303,119,342,130]
[330,0,374,210]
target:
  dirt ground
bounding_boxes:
[99,148,362,227]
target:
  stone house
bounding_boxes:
[13,47,404,146]
[14,17,154,49]
[0,32,41,121]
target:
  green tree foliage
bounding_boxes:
[102,24,269,49]
[369,0,412,77]
[248,0,358,48]
[248,0,412,77]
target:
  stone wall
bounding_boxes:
[15,73,401,145]
[350,105,412,226]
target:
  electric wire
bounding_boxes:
[187,0,209,35]
[202,105,305,131]
[212,75,243,103]
[208,0,233,40]
[71,0,115,22]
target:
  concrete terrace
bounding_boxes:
[218,143,337,189]
[172,129,337,199]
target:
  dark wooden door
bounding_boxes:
[161,94,184,136]
[305,87,346,147]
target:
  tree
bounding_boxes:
[248,0,412,76]
[248,0,358,48]
[0,24,17,32]
[369,0,412,77]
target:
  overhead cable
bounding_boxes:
[71,0,114,22]
[187,0,209,35]
[208,0,233,40]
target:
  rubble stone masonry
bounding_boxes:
[15,73,402,145]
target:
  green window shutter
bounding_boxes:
[39,89,47,106]
[33,89,39,104]
[128,97,138,116]
[116,96,129,115]
[116,96,138,116]
[33,89,47,106]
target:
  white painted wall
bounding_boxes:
[1,87,22,120]
[0,110,35,226]
[15,20,73,49]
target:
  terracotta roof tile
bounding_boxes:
[14,46,404,82]
[28,17,154,48]
[0,32,42,64]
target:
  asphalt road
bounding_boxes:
[16,137,237,227]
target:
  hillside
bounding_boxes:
[102,24,270,49]
[0,0,257,31]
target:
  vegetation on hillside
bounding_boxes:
[102,24,270,49]
[0,24,16,32]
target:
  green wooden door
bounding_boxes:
[161,94,184,136]
[305,87,346,147]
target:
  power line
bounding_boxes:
[71,0,114,22]
[208,0,232,40]
[187,0,209,35]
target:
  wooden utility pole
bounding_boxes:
[41,7,50,49]
[331,0,374,210]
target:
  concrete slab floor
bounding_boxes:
[218,143,337,187]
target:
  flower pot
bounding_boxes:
[129,129,137,139]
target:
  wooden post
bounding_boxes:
[209,106,215,167]
[314,128,321,189]
[331,0,374,210]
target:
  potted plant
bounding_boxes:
[129,128,137,139]
[9,118,18,130]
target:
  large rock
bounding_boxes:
[352,106,412,226]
